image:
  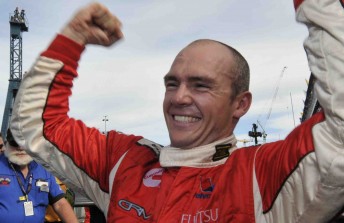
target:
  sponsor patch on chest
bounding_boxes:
[118,199,151,220]
[181,208,219,223]
[143,168,164,188]
[0,176,11,186]
[194,176,215,199]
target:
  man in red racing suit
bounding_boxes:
[10,0,344,222]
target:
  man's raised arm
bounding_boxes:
[9,3,124,213]
[295,0,344,220]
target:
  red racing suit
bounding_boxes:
[10,0,344,222]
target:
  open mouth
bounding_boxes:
[173,115,201,123]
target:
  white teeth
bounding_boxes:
[174,115,200,123]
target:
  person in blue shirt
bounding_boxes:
[0,129,78,223]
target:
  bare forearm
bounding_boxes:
[53,198,79,223]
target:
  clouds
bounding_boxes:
[0,0,310,146]
[69,52,169,143]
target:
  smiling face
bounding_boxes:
[163,40,251,149]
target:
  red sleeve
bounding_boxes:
[42,34,84,70]
[41,35,110,191]
[294,0,304,10]
[254,112,325,212]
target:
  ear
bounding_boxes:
[233,91,252,119]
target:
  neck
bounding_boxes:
[19,165,29,178]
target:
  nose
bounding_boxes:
[170,84,193,106]
[13,146,24,151]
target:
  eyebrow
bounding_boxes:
[164,74,215,84]
[188,76,214,84]
[164,74,177,83]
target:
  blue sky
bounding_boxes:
[0,0,310,146]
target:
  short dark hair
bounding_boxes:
[189,39,250,99]
[222,43,250,98]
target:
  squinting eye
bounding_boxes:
[195,83,209,89]
[165,82,178,89]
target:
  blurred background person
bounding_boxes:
[0,133,4,154]
[0,129,78,223]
